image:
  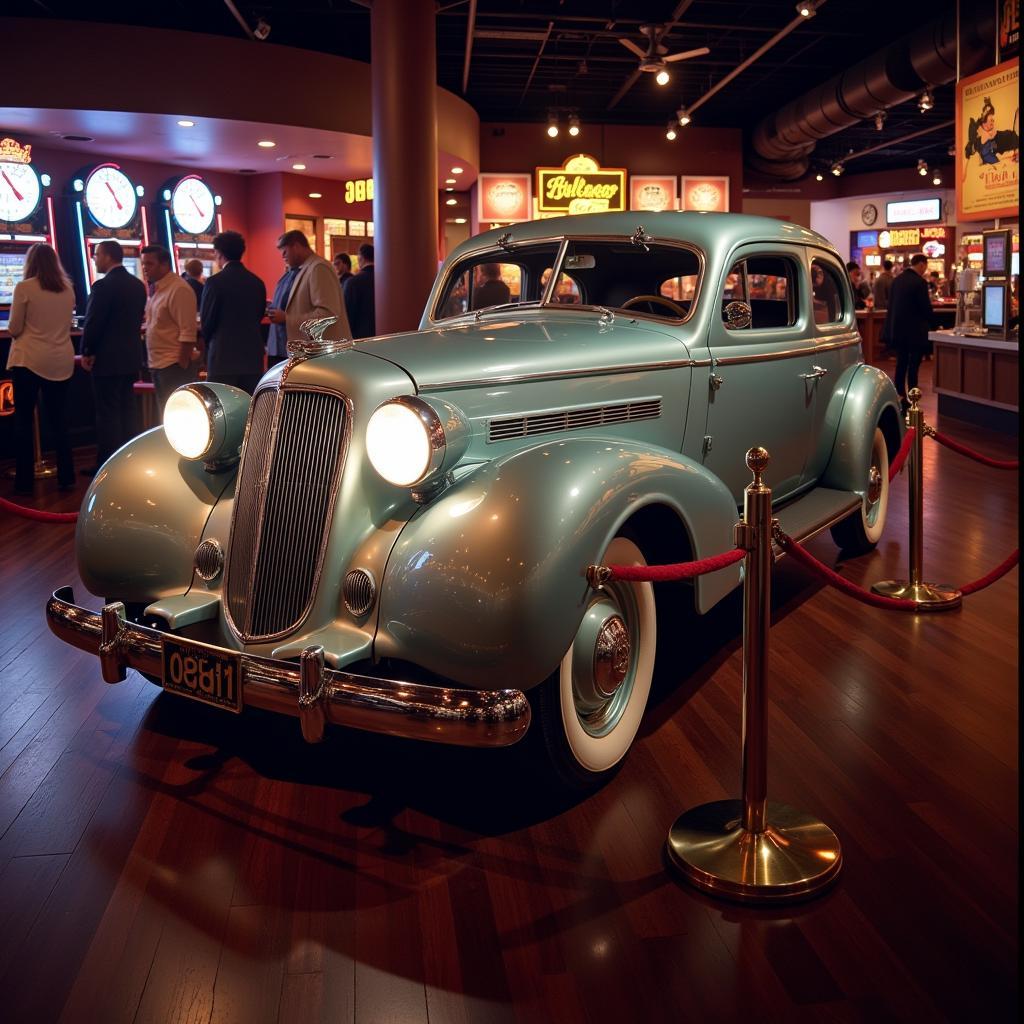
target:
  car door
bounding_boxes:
[700,244,817,503]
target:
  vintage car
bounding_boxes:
[48,212,902,789]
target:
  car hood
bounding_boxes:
[356,313,693,391]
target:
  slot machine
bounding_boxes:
[69,162,149,308]
[157,173,222,277]
[0,137,57,332]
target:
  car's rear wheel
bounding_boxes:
[533,535,656,791]
[830,426,889,554]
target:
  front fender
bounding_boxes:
[819,364,903,493]
[76,427,232,602]
[375,437,739,691]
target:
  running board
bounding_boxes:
[772,488,861,557]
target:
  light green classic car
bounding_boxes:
[48,212,902,788]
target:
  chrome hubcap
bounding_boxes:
[867,464,883,506]
[594,615,631,698]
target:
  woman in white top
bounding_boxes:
[6,243,77,492]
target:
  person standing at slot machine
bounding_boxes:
[140,244,198,411]
[5,243,76,493]
[200,231,267,395]
[79,240,147,475]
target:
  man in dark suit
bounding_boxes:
[882,252,938,411]
[343,243,376,339]
[80,239,147,473]
[200,231,267,395]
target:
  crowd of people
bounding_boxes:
[4,231,377,494]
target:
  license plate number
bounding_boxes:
[162,639,242,713]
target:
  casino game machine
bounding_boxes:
[69,162,149,309]
[0,136,58,463]
[156,173,222,278]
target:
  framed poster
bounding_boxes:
[477,173,532,223]
[679,176,729,212]
[630,175,677,212]
[956,58,1019,221]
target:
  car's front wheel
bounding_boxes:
[830,426,889,554]
[533,535,656,791]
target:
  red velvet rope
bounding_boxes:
[888,427,916,481]
[0,497,79,523]
[928,430,1019,470]
[774,530,919,610]
[604,546,745,582]
[959,549,1020,596]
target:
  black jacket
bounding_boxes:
[80,265,147,376]
[199,261,267,378]
[343,265,375,339]
[882,269,937,351]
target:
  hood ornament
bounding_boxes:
[288,316,353,356]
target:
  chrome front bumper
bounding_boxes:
[46,587,530,748]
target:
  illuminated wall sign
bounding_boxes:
[478,173,532,223]
[344,178,374,204]
[0,137,32,164]
[536,154,626,214]
[878,228,921,248]
[855,230,879,248]
[886,197,942,224]
[630,176,677,212]
[680,176,730,213]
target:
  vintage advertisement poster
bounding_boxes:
[1000,0,1019,59]
[679,176,730,212]
[535,154,626,214]
[629,175,677,211]
[956,58,1019,221]
[477,173,532,223]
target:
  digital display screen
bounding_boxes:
[983,284,1006,329]
[0,252,26,305]
[886,197,942,224]
[983,231,1010,277]
[1013,252,1020,277]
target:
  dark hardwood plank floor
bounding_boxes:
[0,363,1017,1023]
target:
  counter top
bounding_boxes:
[929,329,1019,352]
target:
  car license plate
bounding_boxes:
[162,638,243,713]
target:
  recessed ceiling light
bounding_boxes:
[308,192,322,199]
[445,187,454,192]
[445,198,458,205]
[445,178,457,184]
[177,119,196,128]
[454,218,467,224]
[292,163,306,170]
[451,166,464,174]
[257,140,276,148]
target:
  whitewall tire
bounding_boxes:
[831,426,889,553]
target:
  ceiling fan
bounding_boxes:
[618,23,710,81]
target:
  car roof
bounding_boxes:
[449,211,838,263]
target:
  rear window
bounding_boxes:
[811,256,847,325]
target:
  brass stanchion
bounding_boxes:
[872,388,961,610]
[4,408,57,480]
[666,447,843,902]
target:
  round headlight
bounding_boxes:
[366,398,441,487]
[164,387,212,459]
[163,383,250,469]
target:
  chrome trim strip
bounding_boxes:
[46,588,531,748]
[713,336,861,366]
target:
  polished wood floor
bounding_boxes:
[0,364,1017,1023]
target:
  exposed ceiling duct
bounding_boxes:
[749,7,995,180]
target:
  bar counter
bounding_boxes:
[930,328,1019,434]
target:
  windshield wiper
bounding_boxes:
[472,301,542,320]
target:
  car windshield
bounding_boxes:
[434,243,561,319]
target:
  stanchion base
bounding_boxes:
[4,461,57,481]
[871,579,962,611]
[666,799,842,903]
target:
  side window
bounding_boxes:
[811,257,846,326]
[659,274,699,303]
[722,256,797,329]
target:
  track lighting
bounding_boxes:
[874,111,886,131]
[655,69,670,86]
[918,88,934,112]
[568,114,581,137]
[831,162,844,177]
[917,159,928,176]
[676,107,691,126]
[665,121,678,141]
[932,173,942,185]
[546,112,559,138]
[253,18,271,41]
[795,1,815,16]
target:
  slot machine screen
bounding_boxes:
[122,257,142,280]
[0,252,26,306]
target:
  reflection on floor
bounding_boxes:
[0,363,1017,1022]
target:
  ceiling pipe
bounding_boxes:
[222,0,256,40]
[750,7,994,179]
[461,0,477,93]
[517,21,554,107]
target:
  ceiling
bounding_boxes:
[7,0,963,179]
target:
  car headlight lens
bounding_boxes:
[163,383,250,469]
[366,396,469,490]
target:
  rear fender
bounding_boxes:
[375,437,739,691]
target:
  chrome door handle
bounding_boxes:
[799,365,829,380]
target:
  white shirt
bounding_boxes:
[145,271,198,370]
[5,277,76,381]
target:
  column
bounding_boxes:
[371,0,439,335]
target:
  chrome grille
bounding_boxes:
[343,569,376,617]
[194,539,224,582]
[226,387,347,640]
[488,398,662,443]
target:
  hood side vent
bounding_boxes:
[488,398,661,443]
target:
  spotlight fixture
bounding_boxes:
[932,173,942,185]
[676,106,691,126]
[815,172,824,181]
[546,112,559,138]
[918,88,934,112]
[177,119,196,128]
[947,144,956,157]
[874,111,886,131]
[917,159,928,176]
[655,69,670,86]
[795,1,815,16]
[568,114,581,137]
[665,121,678,141]
[257,140,276,148]
[831,161,844,176]
[253,18,271,41]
